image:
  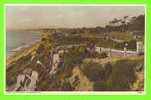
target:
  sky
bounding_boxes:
[5,5,145,30]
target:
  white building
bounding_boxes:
[136,41,144,54]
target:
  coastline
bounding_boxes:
[6,31,41,58]
[6,39,40,59]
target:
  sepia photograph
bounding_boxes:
[5,5,145,93]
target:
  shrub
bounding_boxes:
[104,62,112,80]
[80,59,140,91]
[58,46,87,78]
[99,52,108,58]
[107,60,136,91]
[127,40,136,51]
[114,40,136,51]
[80,62,105,81]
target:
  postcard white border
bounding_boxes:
[4,4,146,95]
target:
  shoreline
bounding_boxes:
[6,39,40,59]
[6,31,42,57]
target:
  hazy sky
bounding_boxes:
[5,5,145,30]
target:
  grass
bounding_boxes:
[53,34,137,51]
[109,32,134,41]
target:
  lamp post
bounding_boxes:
[124,43,128,56]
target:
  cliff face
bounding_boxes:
[6,33,53,91]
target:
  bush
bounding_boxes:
[80,59,140,91]
[80,62,105,81]
[107,60,136,91]
[114,40,136,51]
[127,40,136,51]
[104,62,112,80]
[78,46,87,54]
[99,52,108,58]
[58,46,87,79]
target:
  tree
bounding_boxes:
[120,16,129,32]
[128,15,145,33]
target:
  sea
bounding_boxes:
[6,31,41,56]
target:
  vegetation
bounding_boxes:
[80,57,144,91]
[6,14,144,91]
[6,33,53,90]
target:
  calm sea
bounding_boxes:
[6,31,41,56]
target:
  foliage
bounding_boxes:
[80,62,105,81]
[107,60,136,91]
[80,58,143,91]
[59,46,87,78]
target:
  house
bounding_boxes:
[136,41,144,54]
